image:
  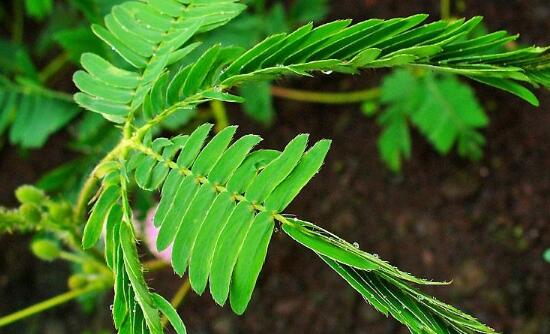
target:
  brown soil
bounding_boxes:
[1,1,549,333]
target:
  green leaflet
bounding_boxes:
[105,204,122,270]
[144,73,170,118]
[80,53,139,89]
[113,249,128,329]
[282,219,379,271]
[134,156,157,190]
[82,185,119,249]
[261,23,313,67]
[192,125,237,176]
[156,175,200,250]
[225,149,281,193]
[224,33,287,77]
[321,255,390,315]
[92,24,147,68]
[209,201,255,305]
[230,212,274,314]
[245,134,308,203]
[119,221,162,334]
[208,134,263,184]
[151,293,187,334]
[154,171,184,228]
[202,90,245,103]
[171,184,218,275]
[181,45,222,97]
[349,48,382,67]
[468,76,539,106]
[188,191,236,294]
[110,6,163,44]
[310,20,385,60]
[411,73,488,156]
[264,139,331,212]
[176,123,214,167]
[165,65,191,107]
[74,92,129,120]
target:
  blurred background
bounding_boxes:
[0,0,549,333]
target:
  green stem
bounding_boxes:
[143,259,169,272]
[39,53,70,84]
[271,86,380,104]
[441,0,451,20]
[11,0,23,44]
[0,284,105,328]
[58,251,85,264]
[0,75,75,102]
[210,100,229,132]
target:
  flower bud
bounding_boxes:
[20,203,41,223]
[15,185,47,205]
[31,239,60,261]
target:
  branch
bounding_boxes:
[271,86,380,104]
[0,284,106,328]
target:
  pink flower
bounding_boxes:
[142,206,172,263]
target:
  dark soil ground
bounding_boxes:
[1,1,549,333]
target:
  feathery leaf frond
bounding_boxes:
[73,0,245,122]
[124,124,330,313]
[284,218,495,334]
[0,78,79,148]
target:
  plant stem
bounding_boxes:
[271,86,380,104]
[39,52,70,84]
[0,284,104,328]
[161,279,191,328]
[11,0,23,44]
[210,100,229,132]
[441,0,451,20]
[143,259,169,272]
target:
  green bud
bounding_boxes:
[31,239,60,262]
[20,203,42,223]
[48,202,72,222]
[68,274,88,290]
[15,185,47,205]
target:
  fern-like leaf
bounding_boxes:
[0,78,79,148]
[126,124,330,313]
[375,69,488,171]
[73,0,245,122]
[284,219,495,334]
